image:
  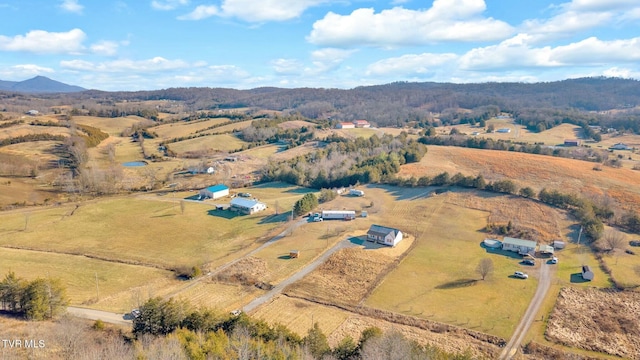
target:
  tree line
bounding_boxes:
[0,271,68,320]
[131,296,473,360]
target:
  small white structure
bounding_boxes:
[582,265,594,281]
[609,143,631,150]
[483,239,502,249]
[349,189,365,197]
[199,184,229,200]
[206,166,215,174]
[230,197,266,215]
[367,224,403,246]
[26,110,39,116]
[353,119,371,128]
[540,245,555,255]
[321,210,356,220]
[502,237,537,256]
[553,240,566,249]
[496,128,512,133]
[336,122,355,129]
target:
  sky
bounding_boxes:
[0,0,639,91]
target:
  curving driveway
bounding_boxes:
[498,261,552,360]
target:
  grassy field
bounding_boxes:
[365,195,538,339]
[74,115,150,136]
[151,118,230,139]
[0,193,286,270]
[251,295,351,339]
[399,145,640,210]
[167,133,246,154]
[0,247,175,310]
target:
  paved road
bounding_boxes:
[67,306,131,327]
[498,261,552,360]
[242,238,357,313]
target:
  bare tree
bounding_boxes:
[476,258,494,280]
[603,229,626,252]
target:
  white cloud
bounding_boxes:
[459,35,640,71]
[308,48,355,73]
[179,0,326,22]
[59,0,83,14]
[366,53,458,76]
[601,67,640,79]
[0,64,55,80]
[0,29,86,54]
[90,41,121,56]
[567,0,639,11]
[521,11,611,41]
[271,58,304,75]
[307,0,514,47]
[60,57,197,73]
[178,5,219,20]
[151,0,189,11]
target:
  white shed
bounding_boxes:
[199,184,229,200]
[349,189,365,196]
[230,197,266,215]
[321,210,356,220]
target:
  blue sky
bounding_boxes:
[0,0,639,91]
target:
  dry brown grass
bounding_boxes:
[277,120,316,129]
[399,146,640,210]
[546,287,640,359]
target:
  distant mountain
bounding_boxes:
[0,76,85,93]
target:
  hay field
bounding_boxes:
[251,295,351,339]
[174,281,261,312]
[0,141,61,164]
[151,118,230,138]
[399,145,640,210]
[168,133,246,154]
[0,124,71,140]
[365,195,537,339]
[0,247,174,309]
[0,195,282,270]
[73,116,150,136]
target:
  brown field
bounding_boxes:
[277,120,316,129]
[546,287,640,359]
[151,118,230,139]
[0,123,72,140]
[0,141,61,165]
[166,133,246,155]
[399,145,640,210]
[73,116,151,136]
[439,121,584,145]
[285,241,413,305]
[200,120,253,135]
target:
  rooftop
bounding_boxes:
[503,236,537,248]
[205,184,229,192]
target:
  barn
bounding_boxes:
[199,184,229,200]
[321,210,356,220]
[581,265,594,281]
[502,237,537,256]
[367,225,403,246]
[230,198,266,215]
[564,139,581,146]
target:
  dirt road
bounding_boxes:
[67,306,131,327]
[498,261,552,360]
[242,238,357,313]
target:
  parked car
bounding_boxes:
[550,257,558,264]
[130,309,141,318]
[230,310,242,316]
[312,216,323,222]
[514,271,529,279]
[523,259,535,265]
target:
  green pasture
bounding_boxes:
[0,247,173,307]
[365,198,538,339]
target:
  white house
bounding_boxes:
[367,224,403,246]
[353,119,371,128]
[321,210,356,220]
[230,198,266,215]
[609,143,631,150]
[349,189,365,197]
[336,122,355,129]
[199,184,229,200]
[502,237,537,256]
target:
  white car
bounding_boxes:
[312,216,323,222]
[550,257,558,264]
[514,271,529,279]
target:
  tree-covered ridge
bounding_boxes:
[262,133,427,189]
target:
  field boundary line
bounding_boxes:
[0,244,170,270]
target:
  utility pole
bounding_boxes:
[95,272,99,300]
